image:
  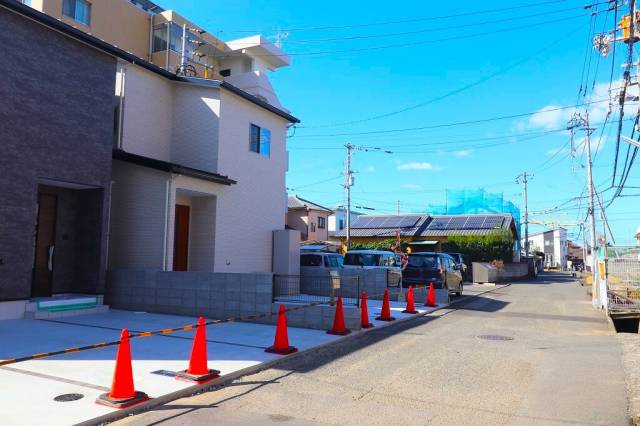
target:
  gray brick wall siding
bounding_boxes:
[0,8,116,300]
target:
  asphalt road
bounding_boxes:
[117,273,629,426]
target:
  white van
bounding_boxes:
[300,252,344,270]
[343,250,402,287]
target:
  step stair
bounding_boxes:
[25,295,109,319]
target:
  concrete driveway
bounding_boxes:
[116,273,629,426]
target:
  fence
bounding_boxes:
[273,274,360,306]
[604,246,640,314]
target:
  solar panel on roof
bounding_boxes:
[399,216,420,228]
[446,217,468,229]
[482,216,504,229]
[351,217,373,229]
[463,216,486,229]
[429,217,450,230]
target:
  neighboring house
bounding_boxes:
[287,196,333,242]
[0,1,116,306]
[335,213,518,253]
[523,228,568,270]
[328,207,363,240]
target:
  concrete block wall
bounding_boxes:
[106,270,273,319]
[262,302,362,331]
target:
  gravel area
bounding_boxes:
[618,332,640,425]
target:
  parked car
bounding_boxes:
[343,250,402,287]
[300,252,344,269]
[445,252,468,281]
[403,252,463,296]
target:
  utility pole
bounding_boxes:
[516,172,532,256]
[567,112,599,307]
[344,143,354,250]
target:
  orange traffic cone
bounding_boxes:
[425,282,437,307]
[376,288,396,321]
[265,305,298,355]
[327,295,351,335]
[96,329,149,408]
[360,291,374,329]
[176,317,220,383]
[402,286,418,314]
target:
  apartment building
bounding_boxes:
[328,207,363,240]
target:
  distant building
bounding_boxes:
[334,213,517,253]
[286,196,333,242]
[328,208,363,240]
[523,228,568,270]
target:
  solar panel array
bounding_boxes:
[351,216,420,229]
[427,215,505,230]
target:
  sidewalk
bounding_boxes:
[0,297,444,425]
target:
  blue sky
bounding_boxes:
[159,0,639,245]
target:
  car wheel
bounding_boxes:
[456,281,463,297]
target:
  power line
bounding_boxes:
[220,0,571,33]
[300,26,583,128]
[290,99,610,139]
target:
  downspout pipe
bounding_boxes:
[163,174,174,270]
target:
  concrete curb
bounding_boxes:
[76,284,510,426]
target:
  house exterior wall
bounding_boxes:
[108,161,168,270]
[306,209,329,241]
[286,209,308,239]
[0,6,115,300]
[215,89,289,272]
[119,65,173,161]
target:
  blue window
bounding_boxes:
[249,124,270,157]
[62,0,91,26]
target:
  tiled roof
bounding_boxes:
[287,195,333,212]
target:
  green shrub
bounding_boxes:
[442,230,514,263]
[350,238,410,252]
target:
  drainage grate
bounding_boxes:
[54,393,84,402]
[478,334,514,341]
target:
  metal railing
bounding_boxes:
[604,247,640,313]
[273,274,360,306]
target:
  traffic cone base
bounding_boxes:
[375,315,396,321]
[265,345,298,355]
[175,368,220,384]
[96,391,149,409]
[327,328,351,336]
[402,308,419,314]
[361,322,374,329]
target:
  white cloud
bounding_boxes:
[366,165,376,173]
[401,183,422,190]
[397,161,440,171]
[452,149,473,157]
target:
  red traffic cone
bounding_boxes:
[327,295,351,335]
[402,286,418,314]
[425,282,437,307]
[96,329,149,408]
[360,291,374,329]
[176,317,220,383]
[265,305,298,355]
[376,288,396,321]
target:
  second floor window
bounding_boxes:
[339,219,344,230]
[318,217,326,229]
[250,124,271,157]
[63,0,91,26]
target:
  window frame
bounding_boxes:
[62,0,91,26]
[249,124,271,157]
[318,216,326,229]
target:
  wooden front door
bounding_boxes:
[173,204,190,271]
[32,193,57,297]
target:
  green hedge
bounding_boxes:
[442,230,514,263]
[350,239,410,252]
